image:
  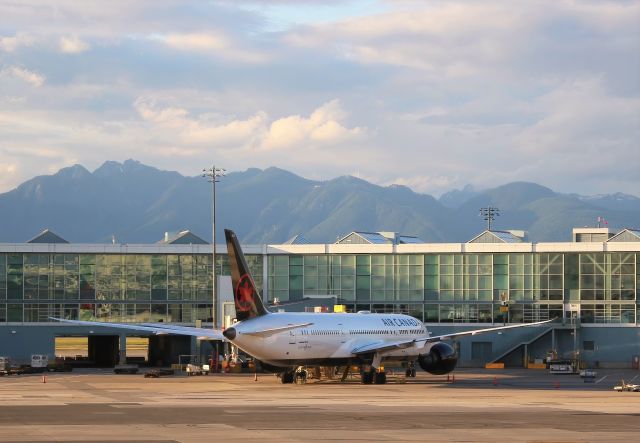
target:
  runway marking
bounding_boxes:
[595,375,608,384]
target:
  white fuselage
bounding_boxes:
[229,312,433,367]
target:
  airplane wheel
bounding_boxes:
[374,372,387,384]
[281,371,295,384]
[296,370,307,384]
[405,369,412,377]
[361,369,374,384]
[410,368,416,378]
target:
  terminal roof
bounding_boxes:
[27,229,69,244]
[468,230,525,244]
[158,230,208,245]
[607,228,640,243]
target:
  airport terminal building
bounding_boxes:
[1,227,639,368]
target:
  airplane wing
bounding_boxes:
[51,318,225,340]
[139,323,227,340]
[351,319,555,355]
[351,339,416,354]
[423,319,555,342]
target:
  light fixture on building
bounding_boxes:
[479,206,500,230]
[202,165,225,329]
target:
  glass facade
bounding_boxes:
[1,249,637,325]
[268,252,638,325]
[0,253,263,324]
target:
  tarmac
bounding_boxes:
[1,368,640,442]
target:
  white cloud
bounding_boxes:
[0,162,20,191]
[263,100,365,150]
[134,97,268,149]
[511,77,640,184]
[162,32,228,51]
[133,98,365,152]
[134,99,189,126]
[154,32,269,63]
[0,66,45,87]
[185,113,267,145]
[0,32,34,52]
[284,0,640,85]
[285,2,526,74]
[515,77,640,152]
[59,36,90,54]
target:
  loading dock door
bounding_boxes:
[88,335,119,367]
[148,335,192,367]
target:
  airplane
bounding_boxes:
[613,379,640,392]
[55,229,554,385]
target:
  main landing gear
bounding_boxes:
[360,367,387,384]
[280,371,295,384]
[280,368,308,384]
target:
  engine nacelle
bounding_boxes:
[418,342,458,375]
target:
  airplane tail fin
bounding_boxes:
[224,229,269,322]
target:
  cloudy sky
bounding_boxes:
[0,0,638,196]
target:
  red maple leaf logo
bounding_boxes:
[235,274,254,312]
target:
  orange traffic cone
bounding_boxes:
[42,374,46,383]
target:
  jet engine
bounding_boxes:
[418,342,458,375]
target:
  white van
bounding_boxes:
[31,354,49,371]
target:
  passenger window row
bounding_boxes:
[301,330,341,336]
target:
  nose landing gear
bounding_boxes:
[405,362,417,378]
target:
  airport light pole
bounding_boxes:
[202,166,225,329]
[479,206,500,230]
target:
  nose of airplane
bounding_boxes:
[222,327,236,340]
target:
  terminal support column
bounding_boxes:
[119,333,127,365]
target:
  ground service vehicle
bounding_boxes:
[0,357,10,375]
[613,379,640,392]
[30,354,49,372]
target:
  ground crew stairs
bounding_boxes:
[487,326,569,368]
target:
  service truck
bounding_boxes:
[30,354,49,372]
[0,356,10,375]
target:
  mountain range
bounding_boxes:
[0,160,637,244]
